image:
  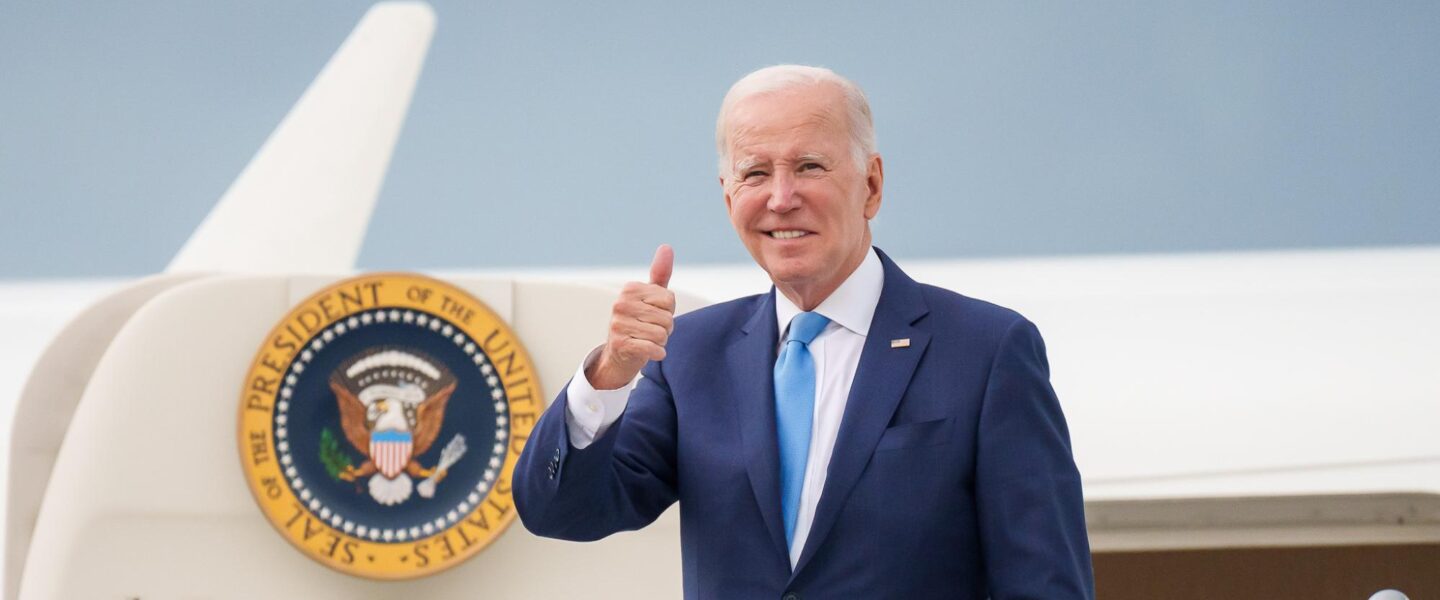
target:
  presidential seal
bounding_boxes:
[238,273,542,579]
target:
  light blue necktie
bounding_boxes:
[775,310,831,550]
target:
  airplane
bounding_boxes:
[1,2,1435,598]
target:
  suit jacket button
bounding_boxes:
[782,593,800,600]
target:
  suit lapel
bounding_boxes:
[790,251,930,579]
[730,291,789,560]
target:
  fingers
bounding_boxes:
[613,319,670,347]
[649,244,674,288]
[604,319,668,365]
[614,299,674,332]
[616,337,667,363]
[622,281,677,314]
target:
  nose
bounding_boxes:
[766,170,800,214]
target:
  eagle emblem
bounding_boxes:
[328,348,468,505]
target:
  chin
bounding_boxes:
[762,261,820,286]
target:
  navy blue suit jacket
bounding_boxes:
[515,249,1094,599]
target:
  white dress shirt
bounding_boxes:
[563,247,885,567]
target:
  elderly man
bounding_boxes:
[514,65,1094,599]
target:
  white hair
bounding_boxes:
[715,64,877,178]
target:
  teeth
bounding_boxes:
[770,230,806,240]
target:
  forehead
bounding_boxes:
[725,84,851,157]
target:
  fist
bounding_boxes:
[587,244,677,390]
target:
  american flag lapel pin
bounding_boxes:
[890,338,910,349]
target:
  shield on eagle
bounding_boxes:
[369,430,413,479]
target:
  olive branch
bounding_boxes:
[318,427,354,481]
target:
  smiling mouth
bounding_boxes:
[768,230,810,240]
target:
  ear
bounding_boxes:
[863,154,884,219]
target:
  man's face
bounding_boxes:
[721,84,883,305]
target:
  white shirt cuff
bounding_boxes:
[564,346,640,449]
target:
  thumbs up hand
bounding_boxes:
[586,245,677,390]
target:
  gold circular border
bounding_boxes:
[237,273,543,580]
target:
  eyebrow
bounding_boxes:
[733,152,832,174]
[733,156,767,174]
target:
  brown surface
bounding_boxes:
[1094,544,1439,600]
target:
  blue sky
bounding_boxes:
[1,1,1437,279]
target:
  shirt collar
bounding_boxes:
[774,247,884,340]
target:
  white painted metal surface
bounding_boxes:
[3,274,199,600]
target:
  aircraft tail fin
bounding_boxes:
[166,1,436,274]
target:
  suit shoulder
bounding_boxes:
[916,283,1033,343]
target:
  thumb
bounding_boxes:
[649,244,674,288]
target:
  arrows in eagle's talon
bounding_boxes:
[417,435,468,498]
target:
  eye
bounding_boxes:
[799,162,825,172]
[743,169,768,181]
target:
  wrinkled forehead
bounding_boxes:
[725,101,846,170]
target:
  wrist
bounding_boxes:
[585,354,633,391]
